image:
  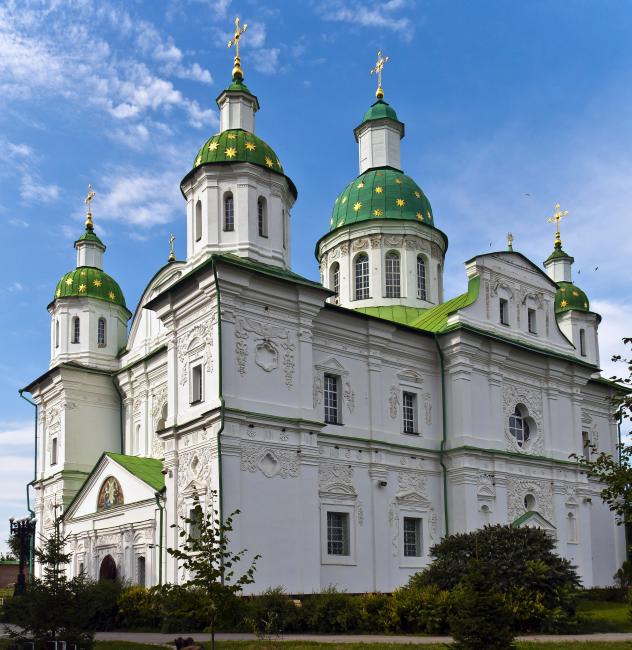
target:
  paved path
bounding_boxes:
[94,631,632,645]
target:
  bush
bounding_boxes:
[246,586,302,635]
[448,561,516,650]
[117,585,162,630]
[84,578,124,631]
[579,586,628,602]
[412,524,580,632]
[300,587,366,633]
[386,584,450,634]
[358,592,390,632]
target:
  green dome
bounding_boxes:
[555,281,589,314]
[190,128,297,198]
[329,168,435,231]
[54,267,127,309]
[362,99,401,124]
[75,230,105,246]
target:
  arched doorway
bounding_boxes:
[99,554,117,581]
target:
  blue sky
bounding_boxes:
[1,0,631,550]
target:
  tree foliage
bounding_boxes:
[167,490,260,650]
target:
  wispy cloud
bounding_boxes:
[19,173,61,204]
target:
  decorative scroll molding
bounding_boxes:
[507,477,554,523]
[503,382,544,455]
[319,462,356,496]
[389,385,399,419]
[423,392,432,425]
[241,442,299,479]
[177,320,213,386]
[352,238,369,251]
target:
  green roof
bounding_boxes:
[511,510,555,529]
[545,246,574,263]
[189,128,297,199]
[75,229,105,247]
[54,266,127,309]
[555,281,589,314]
[329,168,435,232]
[411,276,481,332]
[355,305,427,326]
[106,453,165,491]
[361,99,402,125]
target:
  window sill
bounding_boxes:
[321,555,356,566]
[189,399,203,406]
[500,322,510,327]
[98,344,107,348]
[325,421,343,426]
[402,431,420,436]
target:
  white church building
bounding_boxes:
[22,48,625,592]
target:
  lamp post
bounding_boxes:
[9,516,36,595]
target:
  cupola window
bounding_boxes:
[72,316,80,344]
[354,253,370,300]
[195,199,202,242]
[282,209,286,249]
[385,251,401,298]
[55,319,60,348]
[97,317,107,347]
[257,197,268,237]
[330,262,340,298]
[417,255,427,301]
[223,192,234,232]
[579,329,586,356]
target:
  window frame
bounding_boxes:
[71,315,80,344]
[398,508,427,568]
[55,319,60,348]
[499,298,509,326]
[402,391,418,435]
[50,436,58,466]
[320,503,356,565]
[97,317,107,347]
[403,516,422,558]
[527,308,537,334]
[354,253,370,301]
[509,405,530,447]
[190,362,204,404]
[195,199,203,242]
[323,373,341,425]
[384,250,401,298]
[579,328,587,357]
[257,196,268,238]
[223,192,235,232]
[330,262,340,299]
[416,255,427,301]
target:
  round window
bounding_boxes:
[524,493,536,511]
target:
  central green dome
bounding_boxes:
[329,167,435,231]
[361,99,402,126]
[555,281,589,314]
[53,267,127,309]
[190,128,297,198]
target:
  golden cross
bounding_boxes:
[370,50,390,99]
[84,184,96,231]
[547,202,569,246]
[228,17,248,63]
[168,233,176,263]
[507,232,514,251]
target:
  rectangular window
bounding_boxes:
[324,373,340,424]
[189,508,202,540]
[327,511,349,556]
[402,392,417,434]
[51,437,58,466]
[97,318,107,347]
[190,364,203,403]
[78,562,84,576]
[528,308,537,334]
[579,329,586,356]
[403,517,422,557]
[354,255,370,300]
[224,195,234,231]
[499,298,509,325]
[582,430,591,461]
[72,317,80,344]
[385,254,401,298]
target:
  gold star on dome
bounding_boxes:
[572,290,579,297]
[245,141,256,151]
[80,270,86,275]
[395,179,402,184]
[265,156,274,168]
[357,182,365,189]
[208,141,219,151]
[225,147,237,158]
[427,210,432,220]
[584,302,588,309]
[341,196,347,204]
[560,287,566,292]
[374,186,383,194]
[373,208,383,217]
[195,155,202,166]
[78,284,86,293]
[227,133,237,140]
[376,171,383,176]
[396,198,405,207]
[353,201,362,212]
[560,299,568,308]
[414,191,421,198]
[416,212,424,221]
[56,289,61,298]
[65,278,73,286]
[93,279,102,288]
[108,291,116,300]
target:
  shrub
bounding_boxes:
[300,587,366,633]
[246,586,302,635]
[412,524,580,632]
[83,578,124,631]
[448,561,516,650]
[117,585,162,630]
[386,584,450,634]
[358,592,390,632]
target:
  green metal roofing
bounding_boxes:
[190,128,297,199]
[555,281,589,314]
[361,99,401,125]
[355,305,427,326]
[54,266,127,309]
[411,276,481,332]
[545,246,574,263]
[511,510,555,529]
[75,230,105,247]
[106,453,165,491]
[329,167,434,232]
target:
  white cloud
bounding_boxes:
[315,0,414,39]
[252,48,280,75]
[591,300,632,380]
[19,173,61,204]
[185,100,219,129]
[8,218,29,227]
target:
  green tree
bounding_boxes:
[167,491,260,650]
[2,516,96,648]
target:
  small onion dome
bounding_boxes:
[555,281,589,314]
[545,245,574,265]
[361,99,403,127]
[54,267,127,308]
[329,168,434,232]
[75,229,105,247]
[188,128,297,199]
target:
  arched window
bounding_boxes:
[223,192,234,231]
[567,512,578,543]
[417,255,427,300]
[385,251,400,298]
[97,477,124,511]
[195,199,202,242]
[579,328,586,356]
[156,403,168,431]
[71,316,80,344]
[509,405,530,447]
[524,493,536,511]
[330,262,340,298]
[97,317,107,347]
[55,319,60,348]
[257,197,268,237]
[354,253,369,300]
[137,556,146,586]
[134,424,141,454]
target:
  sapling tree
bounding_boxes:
[168,490,260,650]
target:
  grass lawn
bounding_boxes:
[577,599,632,633]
